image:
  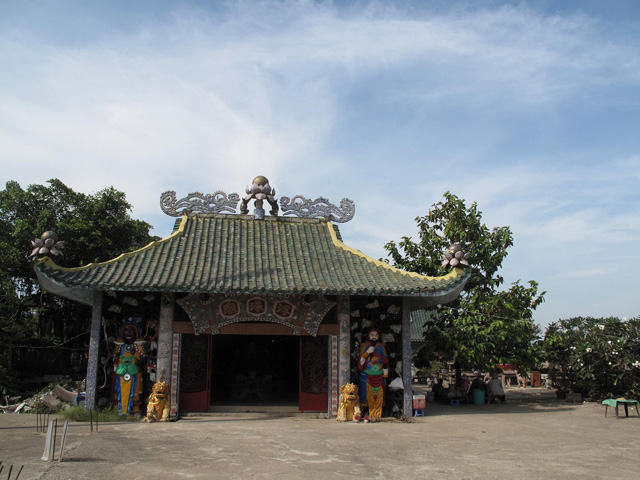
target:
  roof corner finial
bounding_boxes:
[441,244,470,269]
[240,175,279,219]
[30,231,64,258]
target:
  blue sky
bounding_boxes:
[1,0,639,327]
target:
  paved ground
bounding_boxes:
[1,387,639,480]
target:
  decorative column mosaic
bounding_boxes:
[157,293,174,384]
[402,297,413,420]
[337,295,351,389]
[170,333,181,419]
[330,335,338,417]
[85,290,103,410]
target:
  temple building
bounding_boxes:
[33,177,469,419]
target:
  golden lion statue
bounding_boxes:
[337,383,361,422]
[144,381,171,422]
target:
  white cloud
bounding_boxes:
[1,0,639,326]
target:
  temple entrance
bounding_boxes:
[179,332,330,413]
[210,335,300,411]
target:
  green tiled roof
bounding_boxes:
[410,309,440,342]
[34,215,469,305]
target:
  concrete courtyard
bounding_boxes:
[1,387,638,480]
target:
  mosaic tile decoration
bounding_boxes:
[170,333,181,418]
[330,335,338,416]
[177,293,336,336]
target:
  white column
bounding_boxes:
[85,290,102,409]
[337,295,351,389]
[157,292,174,384]
[402,297,413,419]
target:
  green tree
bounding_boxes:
[0,179,158,383]
[0,273,36,394]
[385,192,545,377]
[544,316,640,399]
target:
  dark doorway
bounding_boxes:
[210,335,299,409]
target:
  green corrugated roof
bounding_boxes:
[34,215,469,305]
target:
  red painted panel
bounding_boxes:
[299,392,328,412]
[180,391,210,412]
[298,336,328,412]
[179,334,212,412]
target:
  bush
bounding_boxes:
[60,406,140,423]
[544,316,640,399]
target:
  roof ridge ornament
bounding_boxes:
[240,175,278,219]
[441,244,470,268]
[30,231,64,257]
[160,190,241,217]
[280,195,355,223]
[159,175,355,222]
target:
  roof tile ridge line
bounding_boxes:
[325,222,464,282]
[191,217,211,287]
[35,216,190,273]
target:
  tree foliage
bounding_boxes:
[385,192,545,373]
[544,316,640,398]
[0,179,157,383]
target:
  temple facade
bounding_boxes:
[33,177,469,419]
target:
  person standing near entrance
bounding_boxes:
[358,328,389,420]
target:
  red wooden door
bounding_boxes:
[299,336,328,412]
[179,334,212,412]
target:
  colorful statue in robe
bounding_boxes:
[112,319,147,415]
[358,328,388,420]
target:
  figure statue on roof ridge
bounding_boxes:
[240,175,278,219]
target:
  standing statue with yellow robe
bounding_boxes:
[358,328,388,420]
[112,320,147,415]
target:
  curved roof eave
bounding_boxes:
[404,274,470,311]
[34,265,470,306]
[34,266,94,305]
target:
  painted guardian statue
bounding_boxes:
[358,328,389,420]
[112,319,147,415]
